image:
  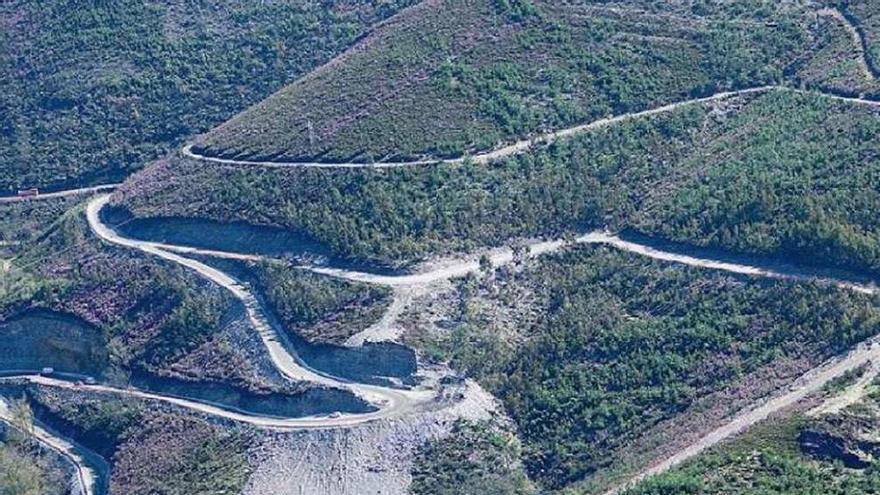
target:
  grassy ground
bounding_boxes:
[404,245,880,491]
[0,0,416,193]
[195,0,810,163]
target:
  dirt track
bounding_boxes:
[0,184,119,204]
[605,338,880,495]
[10,18,880,490]
[818,7,879,81]
[86,195,435,429]
[0,397,98,495]
[181,86,880,169]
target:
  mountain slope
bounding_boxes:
[0,0,416,194]
[118,89,880,274]
[193,0,811,163]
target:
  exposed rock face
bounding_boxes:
[244,381,498,495]
[798,429,872,469]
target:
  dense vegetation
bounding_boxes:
[195,0,810,162]
[410,420,535,495]
[0,0,416,193]
[408,245,880,491]
[624,379,880,495]
[0,442,64,495]
[625,90,880,275]
[250,261,391,344]
[119,89,880,276]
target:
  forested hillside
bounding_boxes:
[404,245,880,492]
[194,0,810,163]
[5,1,880,494]
[0,0,415,193]
[117,89,880,276]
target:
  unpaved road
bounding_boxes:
[13,374,430,431]
[182,87,773,168]
[86,195,434,428]
[582,232,878,296]
[606,338,880,495]
[181,86,880,169]
[0,397,98,495]
[809,359,880,417]
[818,7,878,81]
[0,184,119,204]
[115,224,878,296]
[8,194,873,495]
[89,210,878,340]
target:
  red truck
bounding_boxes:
[17,188,39,197]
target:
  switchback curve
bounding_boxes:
[7,192,878,495]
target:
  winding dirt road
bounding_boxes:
[86,195,434,428]
[181,86,880,169]
[808,359,880,417]
[818,7,879,81]
[115,225,878,296]
[182,87,773,168]
[5,192,877,495]
[0,397,98,495]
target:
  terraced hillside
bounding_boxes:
[193,0,811,163]
[0,0,416,193]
